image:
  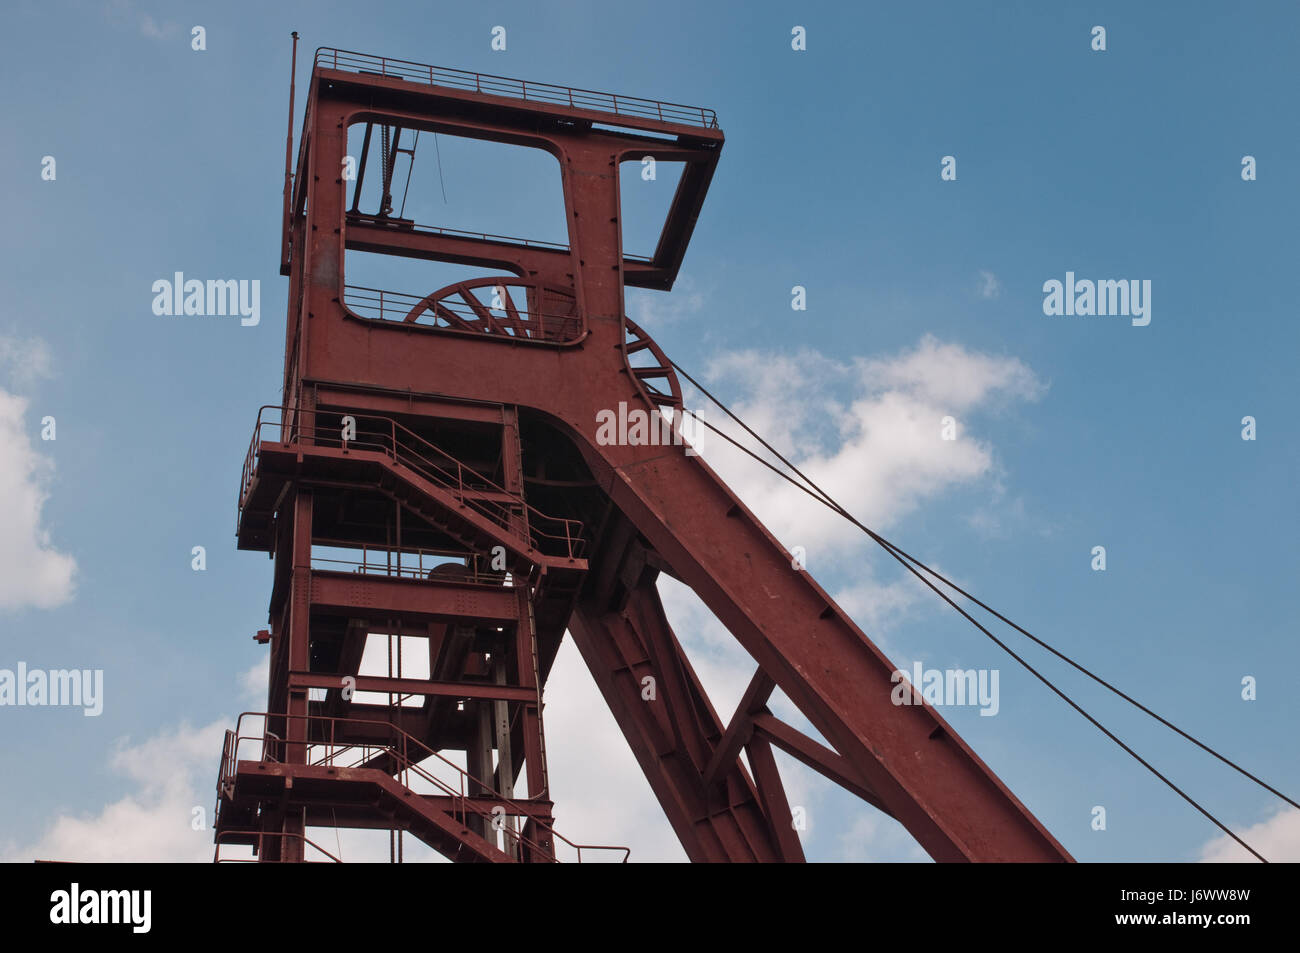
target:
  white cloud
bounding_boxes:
[239,656,268,703]
[0,336,76,611]
[857,334,1041,410]
[977,270,1001,299]
[542,637,688,862]
[1199,807,1300,863]
[699,334,1044,557]
[0,719,226,863]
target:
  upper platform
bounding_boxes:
[314,47,722,136]
[285,48,724,290]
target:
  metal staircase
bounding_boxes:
[215,712,627,862]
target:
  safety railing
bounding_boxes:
[238,405,585,560]
[214,722,281,844]
[315,47,719,129]
[218,728,237,801]
[311,539,516,587]
[343,284,584,343]
[224,711,629,862]
[238,431,259,523]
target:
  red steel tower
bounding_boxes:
[213,45,1073,863]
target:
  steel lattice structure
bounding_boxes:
[213,44,1073,863]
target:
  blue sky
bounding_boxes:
[0,0,1296,863]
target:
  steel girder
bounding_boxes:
[234,53,1073,863]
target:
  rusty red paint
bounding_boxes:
[213,46,1071,864]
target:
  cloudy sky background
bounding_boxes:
[1,0,1297,862]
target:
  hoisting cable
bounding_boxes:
[432,132,448,204]
[669,357,1288,860]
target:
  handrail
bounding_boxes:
[314,47,719,129]
[225,710,629,862]
[342,284,584,343]
[309,539,514,587]
[247,715,547,858]
[238,405,585,560]
[217,728,236,799]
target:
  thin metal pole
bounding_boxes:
[280,32,300,269]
